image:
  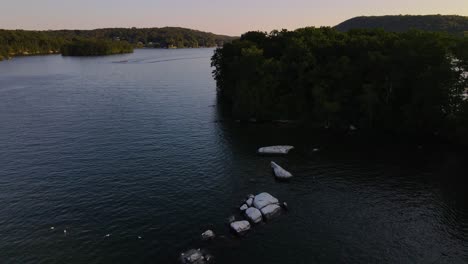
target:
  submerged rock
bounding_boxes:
[180,249,213,264]
[271,161,293,180]
[230,220,251,234]
[201,230,215,241]
[245,207,262,224]
[260,204,282,220]
[253,192,279,209]
[257,145,294,155]
[226,215,236,224]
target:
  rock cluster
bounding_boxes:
[180,249,213,264]
[231,192,285,234]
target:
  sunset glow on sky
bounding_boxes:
[1,0,467,35]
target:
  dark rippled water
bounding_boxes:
[1,49,467,263]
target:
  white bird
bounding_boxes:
[50,227,55,230]
[105,234,111,237]
[138,236,142,239]
[64,230,67,235]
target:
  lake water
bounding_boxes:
[0,49,467,263]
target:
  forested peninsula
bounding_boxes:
[0,27,236,60]
[212,28,468,145]
[61,39,133,56]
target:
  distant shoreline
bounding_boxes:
[0,46,220,61]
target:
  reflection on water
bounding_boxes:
[0,49,467,263]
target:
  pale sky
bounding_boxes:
[1,0,467,36]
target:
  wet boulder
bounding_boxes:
[253,192,279,209]
[245,197,253,207]
[230,220,251,234]
[271,161,292,180]
[260,204,282,220]
[240,204,248,211]
[244,207,262,224]
[257,145,294,155]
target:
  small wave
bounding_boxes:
[146,56,210,64]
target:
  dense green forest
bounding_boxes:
[335,15,468,35]
[61,39,133,56]
[212,28,468,144]
[0,27,235,60]
[0,29,65,60]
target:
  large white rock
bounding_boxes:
[257,145,294,155]
[260,204,282,220]
[253,192,279,209]
[230,220,251,234]
[271,161,293,179]
[245,207,262,224]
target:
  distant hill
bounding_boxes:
[47,27,237,48]
[335,15,468,35]
[0,27,236,60]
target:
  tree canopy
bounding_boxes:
[0,27,236,60]
[212,27,468,144]
[61,39,133,56]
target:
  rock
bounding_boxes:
[273,120,295,124]
[257,145,294,155]
[204,254,214,262]
[246,197,253,207]
[245,207,263,224]
[230,220,251,234]
[226,215,236,224]
[271,161,293,180]
[201,230,215,240]
[180,249,213,264]
[253,192,279,209]
[240,204,248,211]
[260,204,282,220]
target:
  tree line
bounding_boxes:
[0,27,235,60]
[211,28,468,144]
[61,39,133,56]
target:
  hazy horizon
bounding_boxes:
[1,0,467,36]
